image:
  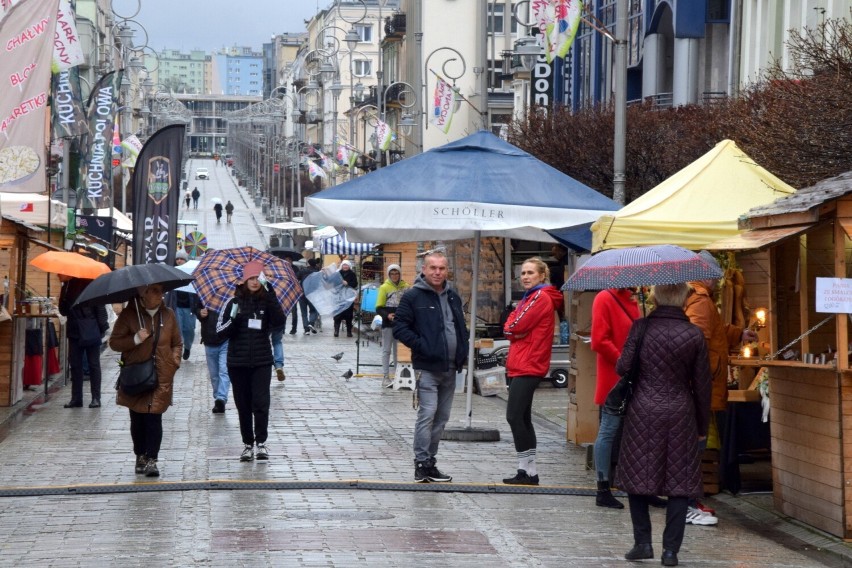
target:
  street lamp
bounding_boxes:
[378,81,416,168]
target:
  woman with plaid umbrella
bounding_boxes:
[215,260,286,462]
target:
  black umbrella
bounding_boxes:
[266,246,303,262]
[74,263,194,306]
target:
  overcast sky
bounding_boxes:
[126,0,325,53]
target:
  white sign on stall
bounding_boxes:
[815,278,852,313]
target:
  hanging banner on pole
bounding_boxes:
[80,69,122,211]
[51,0,83,71]
[531,0,584,63]
[0,0,61,193]
[430,76,457,134]
[131,124,185,266]
[50,66,87,138]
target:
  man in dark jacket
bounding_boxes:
[191,187,201,209]
[195,304,230,413]
[393,251,468,483]
[297,258,320,334]
[225,200,234,223]
[59,275,108,408]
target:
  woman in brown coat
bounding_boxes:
[109,284,182,477]
[615,283,712,567]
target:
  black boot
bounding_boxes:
[596,480,624,509]
[625,543,653,561]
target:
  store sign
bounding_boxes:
[815,278,852,313]
[529,53,554,107]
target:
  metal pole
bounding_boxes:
[612,0,628,205]
[464,231,481,429]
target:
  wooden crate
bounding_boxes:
[702,448,721,495]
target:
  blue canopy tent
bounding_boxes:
[306,131,618,429]
[546,223,595,252]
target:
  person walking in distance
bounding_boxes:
[195,304,230,413]
[59,276,108,408]
[297,258,320,334]
[375,263,408,387]
[191,187,201,209]
[333,260,358,337]
[184,190,191,209]
[109,284,183,477]
[214,202,223,224]
[225,200,234,223]
[172,250,198,360]
[591,288,640,508]
[501,258,563,486]
[393,251,468,483]
[216,261,286,462]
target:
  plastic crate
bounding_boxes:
[474,367,506,397]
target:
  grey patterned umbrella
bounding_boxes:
[562,244,723,291]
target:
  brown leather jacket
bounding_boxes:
[110,299,182,414]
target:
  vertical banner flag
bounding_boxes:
[131,124,185,266]
[120,134,142,167]
[50,66,87,138]
[81,69,122,211]
[430,76,457,134]
[375,119,394,151]
[336,145,358,169]
[0,0,61,193]
[532,0,584,63]
[51,0,83,72]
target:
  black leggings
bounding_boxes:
[628,494,689,552]
[506,376,540,452]
[129,410,163,459]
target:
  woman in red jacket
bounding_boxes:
[502,257,564,485]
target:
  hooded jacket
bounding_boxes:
[375,264,409,329]
[683,282,743,411]
[503,284,564,378]
[109,299,182,414]
[393,274,468,373]
[216,285,286,368]
[590,288,640,405]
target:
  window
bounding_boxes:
[353,59,372,77]
[487,3,505,33]
[355,24,372,43]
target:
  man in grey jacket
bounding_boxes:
[393,251,468,483]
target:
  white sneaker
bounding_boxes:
[686,506,718,526]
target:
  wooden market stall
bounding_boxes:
[705,171,852,538]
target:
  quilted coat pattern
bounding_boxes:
[614,306,712,497]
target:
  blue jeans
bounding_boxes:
[299,297,318,330]
[205,341,230,402]
[176,307,195,350]
[271,326,284,369]
[594,410,622,482]
[413,369,456,464]
[381,327,397,377]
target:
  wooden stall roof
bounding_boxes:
[739,171,852,230]
[704,224,814,251]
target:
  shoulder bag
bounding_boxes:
[76,315,103,348]
[603,319,648,416]
[117,312,161,396]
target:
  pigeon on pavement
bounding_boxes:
[342,369,353,380]
[331,352,344,362]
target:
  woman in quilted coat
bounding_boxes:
[110,284,183,478]
[616,283,712,567]
[501,258,563,486]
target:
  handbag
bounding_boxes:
[76,316,102,348]
[603,319,648,416]
[117,312,161,396]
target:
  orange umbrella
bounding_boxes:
[30,251,111,279]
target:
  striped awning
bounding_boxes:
[320,234,379,255]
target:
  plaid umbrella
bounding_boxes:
[562,244,724,291]
[193,246,302,314]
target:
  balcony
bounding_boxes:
[384,13,406,39]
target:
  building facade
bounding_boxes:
[213,46,265,96]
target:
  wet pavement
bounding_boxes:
[1,161,851,566]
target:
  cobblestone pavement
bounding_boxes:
[0,161,850,566]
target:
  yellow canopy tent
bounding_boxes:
[590,139,796,252]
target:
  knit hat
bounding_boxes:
[341,260,353,269]
[386,263,401,276]
[175,250,189,262]
[241,260,265,283]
